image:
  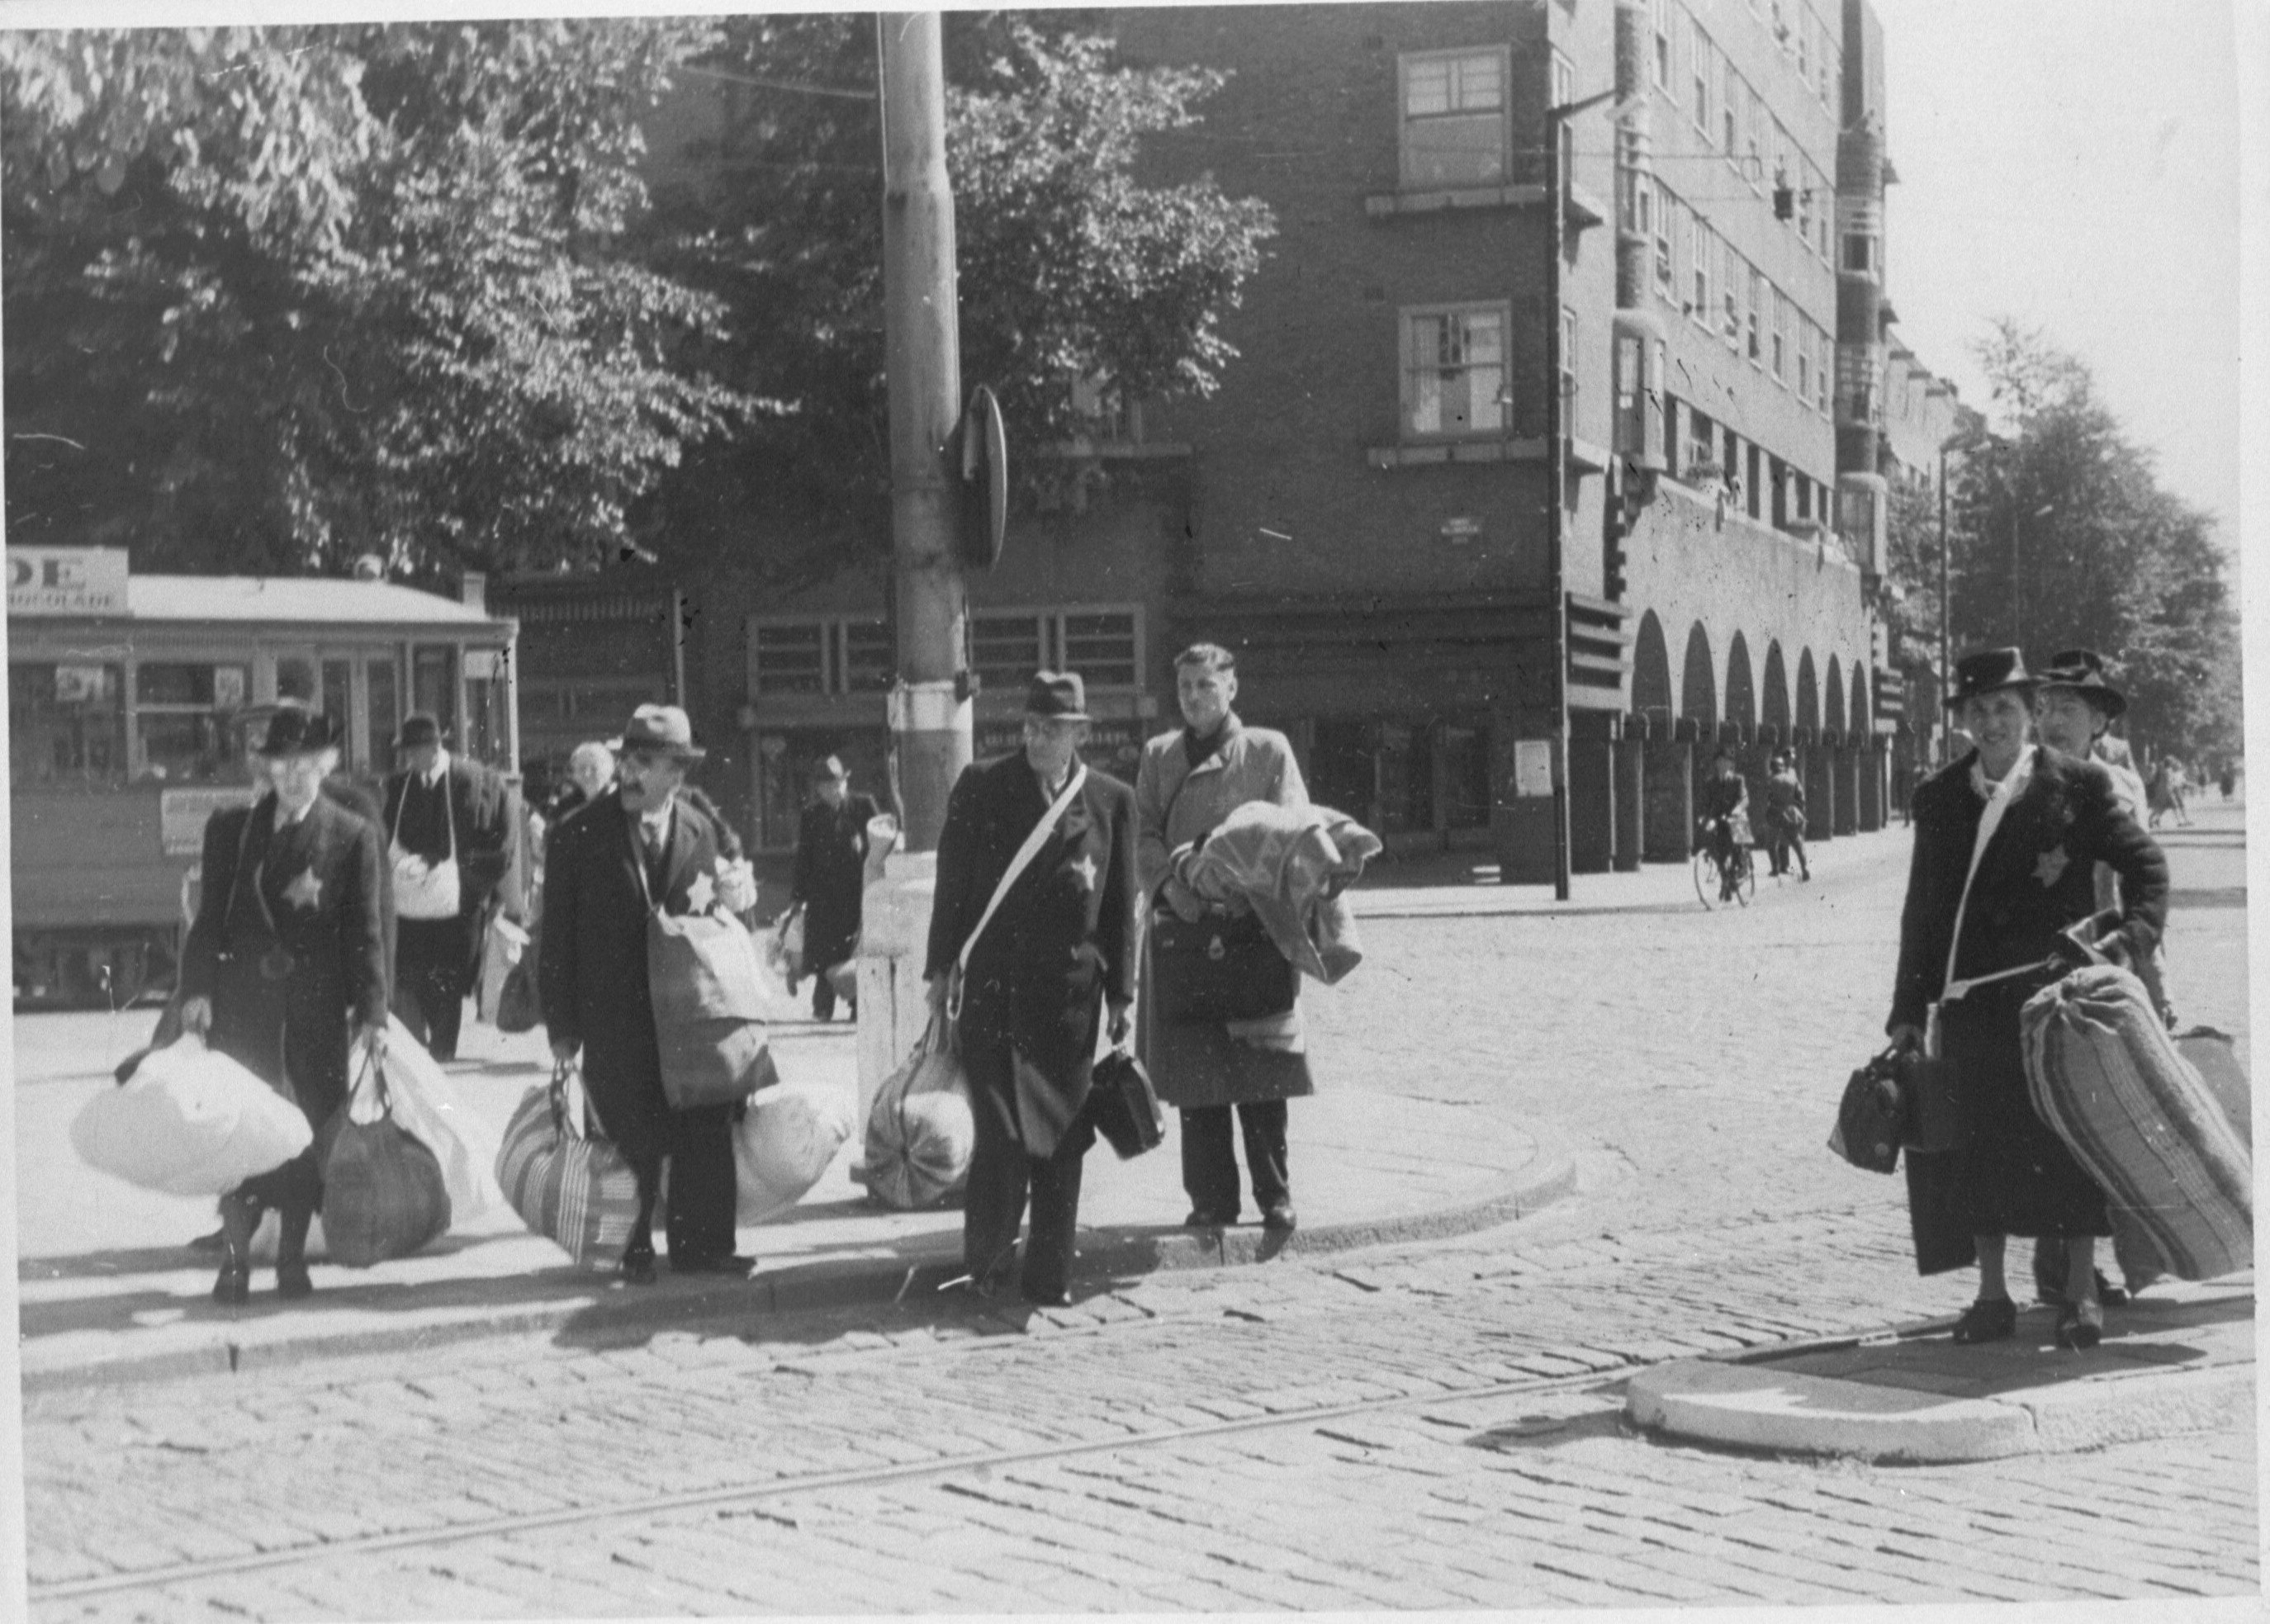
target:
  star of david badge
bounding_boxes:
[282,868,323,911]
[2034,846,2070,888]
[685,870,717,913]
[1069,853,1097,892]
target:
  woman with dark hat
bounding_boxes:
[177,703,390,1302]
[1885,648,2168,1349]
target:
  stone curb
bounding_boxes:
[20,1135,1581,1394]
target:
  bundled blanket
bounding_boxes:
[1168,801,1382,987]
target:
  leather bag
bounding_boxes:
[647,906,780,1111]
[319,1055,453,1267]
[1896,1047,1959,1154]
[1828,1048,1906,1175]
[1088,1048,1165,1160]
[1149,907,1297,1025]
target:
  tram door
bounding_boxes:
[268,647,402,776]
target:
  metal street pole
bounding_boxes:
[878,12,969,853]
[1936,447,1950,768]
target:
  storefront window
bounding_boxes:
[11,661,127,788]
[1442,723,1493,828]
[1374,721,1434,835]
[1307,719,1376,829]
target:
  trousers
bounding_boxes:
[395,915,472,1059]
[1180,1101,1290,1218]
[961,1036,1095,1300]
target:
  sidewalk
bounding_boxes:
[16,1006,1576,1391]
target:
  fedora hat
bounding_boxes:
[393,713,447,749]
[2037,648,2128,720]
[1945,646,2036,708]
[254,700,342,757]
[614,703,706,760]
[1022,670,1090,722]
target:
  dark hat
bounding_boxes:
[253,700,342,757]
[393,713,446,749]
[1022,670,1090,722]
[614,703,706,760]
[1944,647,2036,709]
[2037,648,2128,719]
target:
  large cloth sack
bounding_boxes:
[380,1014,505,1221]
[318,1057,453,1268]
[476,914,529,1025]
[863,1015,974,1211]
[2021,964,2253,1282]
[75,1035,313,1197]
[2114,1026,2253,1292]
[494,1063,644,1268]
[735,1085,855,1224]
[1149,909,1297,1025]
[648,910,780,1110]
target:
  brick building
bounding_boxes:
[517,0,1956,870]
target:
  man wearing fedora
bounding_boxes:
[382,712,519,1061]
[178,704,390,1302]
[924,672,1140,1306]
[791,754,881,1021]
[541,703,749,1280]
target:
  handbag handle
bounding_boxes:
[349,1047,396,1120]
[550,1058,594,1141]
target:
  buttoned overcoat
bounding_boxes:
[794,792,881,969]
[1889,745,2169,1270]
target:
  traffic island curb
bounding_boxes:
[21,1139,1580,1393]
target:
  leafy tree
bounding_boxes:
[2,23,751,583]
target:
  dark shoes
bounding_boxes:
[1261,1203,1298,1233]
[211,1195,258,1306]
[188,1227,226,1257]
[1184,1209,1233,1229]
[2036,1268,2128,1309]
[276,1262,315,1300]
[2057,1299,2105,1351]
[671,1252,755,1278]
[1021,1283,1073,1309]
[618,1244,658,1285]
[1950,1295,2017,1345]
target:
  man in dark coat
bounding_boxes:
[540,703,748,1281]
[178,704,389,1303]
[382,713,518,1060]
[1886,647,2168,1350]
[790,755,880,1021]
[924,672,1140,1306]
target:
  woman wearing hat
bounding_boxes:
[177,704,390,1303]
[1885,648,2168,1349]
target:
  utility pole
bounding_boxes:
[1936,447,1950,768]
[878,12,968,852]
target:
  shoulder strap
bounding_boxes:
[956,765,1087,982]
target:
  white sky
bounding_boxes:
[1880,0,2243,539]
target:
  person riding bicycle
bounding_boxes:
[1697,748,1751,899]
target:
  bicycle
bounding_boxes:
[1692,817,1756,909]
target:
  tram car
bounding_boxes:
[9,547,519,1008]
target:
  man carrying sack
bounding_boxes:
[382,713,518,1061]
[540,703,755,1281]
[924,673,1140,1307]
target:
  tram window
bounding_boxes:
[10,661,127,788]
[462,648,509,768]
[134,661,249,784]
[367,658,400,768]
[276,656,317,703]
[412,646,457,737]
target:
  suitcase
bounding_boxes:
[1088,1050,1165,1160]
[2021,965,2253,1283]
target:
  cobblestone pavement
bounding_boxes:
[24,812,2256,1618]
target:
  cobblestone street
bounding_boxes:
[22,812,2257,1617]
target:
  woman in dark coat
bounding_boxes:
[1886,649,2168,1350]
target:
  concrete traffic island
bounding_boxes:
[1624,1276,2253,1462]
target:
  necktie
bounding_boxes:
[642,815,669,897]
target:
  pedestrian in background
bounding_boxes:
[1135,643,1310,1232]
[791,755,879,1021]
[178,706,389,1303]
[1886,648,2168,1351]
[1764,750,1810,881]
[924,673,1139,1306]
[540,704,749,1281]
[1697,748,1750,897]
[382,714,518,1061]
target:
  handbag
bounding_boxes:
[319,1053,453,1267]
[1896,1047,1959,1153]
[391,773,462,921]
[1088,1047,1164,1160]
[640,839,779,1110]
[1828,1048,1906,1175]
[495,930,543,1035]
[1149,907,1297,1025]
[494,1060,645,1267]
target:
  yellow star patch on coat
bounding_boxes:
[1069,853,1097,892]
[282,868,323,911]
[2034,846,2071,888]
[685,869,717,913]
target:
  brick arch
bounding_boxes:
[1633,610,1674,722]
[1725,632,1756,733]
[1826,656,1846,741]
[1761,642,1791,732]
[1796,648,1820,734]
[1680,623,1717,725]
[1851,665,1871,737]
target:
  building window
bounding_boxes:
[1745,86,1765,187]
[1795,316,1811,400]
[841,619,893,692]
[1652,0,1672,89]
[1561,305,1578,412]
[752,622,827,695]
[135,660,250,784]
[1844,233,1875,274]
[1059,610,1138,689]
[1796,6,1811,81]
[1685,406,1716,474]
[1746,268,1764,363]
[1654,190,1675,294]
[1400,49,1508,187]
[1815,324,1834,410]
[1403,305,1507,438]
[10,660,128,788]
[1719,55,1737,155]
[969,612,1048,692]
[1620,163,1655,239]
[1771,289,1789,382]
[1817,177,1833,257]
[1721,240,1742,348]
[1552,51,1576,192]
[1689,18,1711,135]
[1689,216,1711,324]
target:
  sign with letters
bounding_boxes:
[160,788,258,857]
[7,547,130,616]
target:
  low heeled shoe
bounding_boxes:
[2057,1299,2104,1351]
[1950,1296,2017,1345]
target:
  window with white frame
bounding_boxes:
[1652,0,1672,90]
[1689,17,1711,134]
[1745,84,1765,187]
[1620,160,1654,239]
[751,617,893,697]
[1771,289,1789,381]
[841,619,893,692]
[969,608,1140,691]
[1552,51,1576,192]
[1796,6,1811,82]
[1400,49,1509,187]
[1818,28,1835,106]
[969,612,1047,691]
[1721,239,1742,348]
[1816,171,1832,257]
[1719,54,1737,156]
[1654,189,1675,295]
[1746,268,1765,363]
[1814,323,1833,410]
[1059,610,1139,689]
[1685,405,1716,473]
[1796,163,1814,248]
[1796,317,1813,400]
[1403,305,1507,438]
[1689,215,1711,323]
[1561,305,1578,412]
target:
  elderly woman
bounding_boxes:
[1887,648,2168,1350]
[178,703,389,1304]
[1135,642,1311,1232]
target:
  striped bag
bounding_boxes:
[493,1063,643,1268]
[2021,965,2253,1282]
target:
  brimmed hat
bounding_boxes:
[614,703,706,760]
[816,753,849,780]
[1945,647,2036,708]
[254,701,342,757]
[1023,670,1090,722]
[2037,648,2128,720]
[393,713,446,749]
